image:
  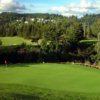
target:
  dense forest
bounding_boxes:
[0,12,100,64]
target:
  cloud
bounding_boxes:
[0,0,26,12]
[50,0,100,17]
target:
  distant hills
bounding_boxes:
[0,12,64,25]
[0,12,100,24]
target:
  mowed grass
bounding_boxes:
[0,37,38,46]
[0,63,100,100]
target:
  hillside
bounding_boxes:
[0,12,64,25]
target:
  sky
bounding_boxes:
[0,0,100,17]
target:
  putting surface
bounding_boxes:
[0,63,100,93]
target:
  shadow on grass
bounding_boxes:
[0,83,100,100]
[0,63,48,68]
[0,93,40,100]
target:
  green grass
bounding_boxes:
[0,37,38,46]
[80,39,97,44]
[0,63,100,99]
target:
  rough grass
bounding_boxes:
[0,37,38,46]
[0,63,100,100]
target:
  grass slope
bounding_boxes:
[0,63,100,100]
[0,37,37,46]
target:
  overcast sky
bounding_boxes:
[0,0,100,17]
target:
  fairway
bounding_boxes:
[0,37,37,46]
[1,63,100,99]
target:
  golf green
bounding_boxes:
[0,63,100,93]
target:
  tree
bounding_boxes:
[66,22,84,43]
[95,33,100,63]
[0,40,2,46]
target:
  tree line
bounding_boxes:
[0,12,100,64]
